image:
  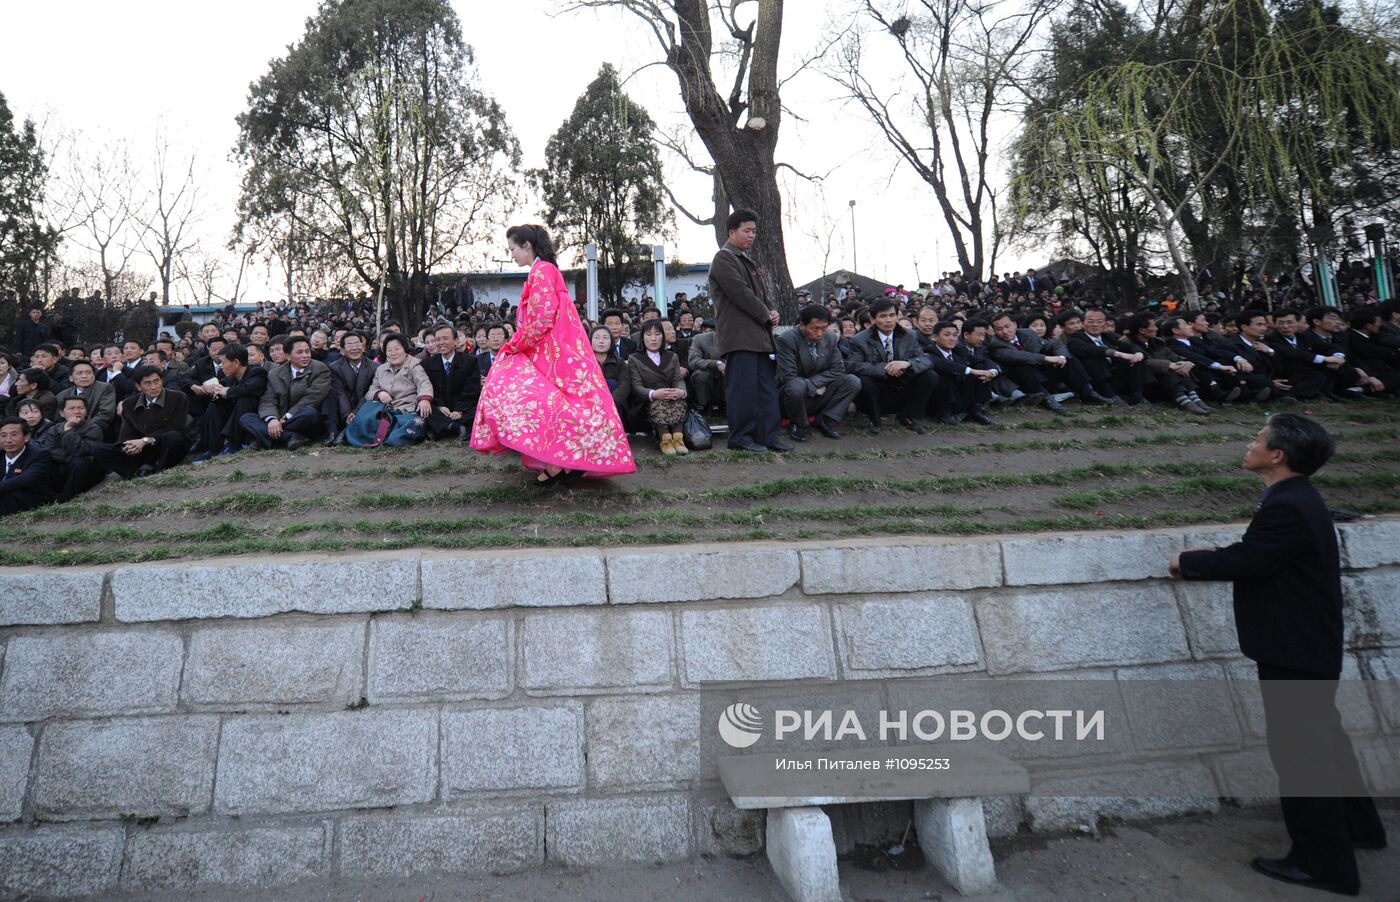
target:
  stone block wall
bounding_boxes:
[1,521,1398,896]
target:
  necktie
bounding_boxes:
[1012,338,1022,349]
[444,358,452,379]
[809,342,819,361]
[292,369,301,380]
[883,337,893,362]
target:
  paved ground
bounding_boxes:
[110,801,1400,901]
[5,398,1399,565]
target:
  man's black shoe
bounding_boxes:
[1104,394,1126,406]
[786,423,808,442]
[1250,857,1358,896]
[135,465,157,478]
[729,441,769,453]
[814,419,842,439]
[867,417,882,433]
[966,407,998,426]
[896,415,927,434]
[1080,392,1109,405]
[286,434,310,452]
[1041,396,1066,413]
[936,414,961,426]
[1019,391,1046,406]
[323,430,342,448]
[765,442,794,453]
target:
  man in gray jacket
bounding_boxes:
[847,298,937,433]
[240,336,332,451]
[709,209,791,453]
[775,305,859,441]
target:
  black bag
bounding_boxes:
[683,407,712,451]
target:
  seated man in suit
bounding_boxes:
[1162,315,1244,405]
[1224,309,1288,402]
[476,324,507,379]
[601,309,637,363]
[1171,414,1386,896]
[775,304,860,441]
[89,365,190,480]
[98,343,135,399]
[0,416,58,515]
[55,360,117,439]
[422,323,481,441]
[847,298,937,433]
[240,336,332,452]
[986,313,1103,411]
[28,343,71,394]
[1065,308,1147,404]
[686,328,726,416]
[186,336,227,420]
[321,331,376,445]
[1303,306,1386,398]
[1267,309,1343,400]
[1345,309,1400,394]
[191,343,268,461]
[49,395,106,501]
[925,320,999,425]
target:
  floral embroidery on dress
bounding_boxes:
[471,260,635,476]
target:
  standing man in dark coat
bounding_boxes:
[1170,414,1386,896]
[709,209,790,453]
[14,307,50,360]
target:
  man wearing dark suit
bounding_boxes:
[422,324,481,440]
[1171,415,1386,896]
[241,336,332,452]
[322,331,375,444]
[191,344,268,461]
[98,344,135,402]
[1162,316,1244,404]
[55,360,117,438]
[13,308,50,360]
[775,305,860,441]
[847,298,937,434]
[89,365,191,480]
[1225,310,1287,402]
[1302,306,1385,398]
[476,324,508,380]
[709,209,790,452]
[924,320,999,425]
[0,416,58,515]
[1065,308,1148,403]
[986,313,1101,411]
[600,310,637,364]
[1345,310,1400,393]
[1267,309,1340,400]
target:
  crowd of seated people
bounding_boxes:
[2,264,1398,515]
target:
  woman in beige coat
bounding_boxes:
[366,334,434,417]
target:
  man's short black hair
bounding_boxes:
[434,323,457,337]
[797,304,831,326]
[33,342,60,358]
[61,395,89,412]
[725,208,758,233]
[1236,308,1269,328]
[19,368,49,392]
[1056,309,1083,325]
[68,359,95,374]
[1265,413,1335,476]
[933,320,960,334]
[601,308,624,324]
[1304,305,1336,327]
[284,335,311,354]
[962,318,990,335]
[868,297,897,316]
[220,343,249,366]
[0,416,31,436]
[131,364,163,384]
[341,330,367,347]
[1347,309,1379,331]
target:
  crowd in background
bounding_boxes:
[1,252,1398,516]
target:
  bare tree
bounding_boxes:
[60,138,147,305]
[834,0,1058,280]
[141,135,201,305]
[566,0,807,317]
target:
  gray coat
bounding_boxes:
[687,331,724,372]
[55,381,116,427]
[846,326,933,379]
[258,360,332,421]
[986,328,1066,368]
[775,329,849,389]
[708,243,774,356]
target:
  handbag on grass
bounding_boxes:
[345,400,424,448]
[683,407,713,451]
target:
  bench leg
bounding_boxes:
[915,797,998,895]
[765,806,841,902]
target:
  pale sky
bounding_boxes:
[0,0,1040,302]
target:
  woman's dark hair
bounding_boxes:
[1020,311,1049,330]
[1264,413,1335,476]
[15,398,44,415]
[589,325,613,345]
[19,368,49,392]
[506,224,558,265]
[639,320,666,344]
[382,334,414,357]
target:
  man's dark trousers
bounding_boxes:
[1257,662,1384,891]
[239,409,322,448]
[90,432,191,479]
[723,350,780,448]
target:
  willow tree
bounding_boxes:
[567,0,800,319]
[234,0,520,326]
[1012,0,1400,307]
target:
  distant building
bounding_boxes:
[795,270,898,302]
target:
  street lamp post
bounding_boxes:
[849,200,857,273]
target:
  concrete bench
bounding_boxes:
[719,747,1029,901]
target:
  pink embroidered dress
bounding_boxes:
[471,259,635,476]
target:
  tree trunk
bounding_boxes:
[1150,190,1200,310]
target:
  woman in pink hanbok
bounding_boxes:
[471,225,635,485]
